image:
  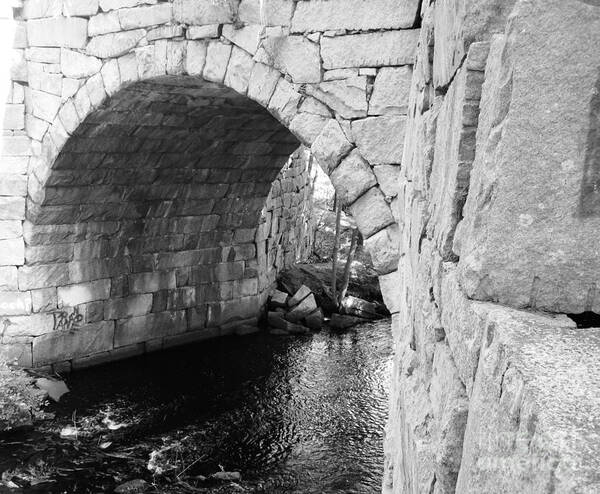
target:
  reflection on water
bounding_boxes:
[0,319,392,493]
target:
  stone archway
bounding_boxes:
[0,0,419,368]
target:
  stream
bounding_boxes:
[0,319,392,493]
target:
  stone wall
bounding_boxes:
[383,1,600,493]
[0,0,420,369]
[3,0,599,490]
[257,146,316,292]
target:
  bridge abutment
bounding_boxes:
[1,0,600,492]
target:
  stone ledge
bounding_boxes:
[457,306,600,493]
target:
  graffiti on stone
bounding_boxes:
[52,308,83,332]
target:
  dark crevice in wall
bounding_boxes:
[413,0,424,29]
[434,54,467,97]
[567,312,600,328]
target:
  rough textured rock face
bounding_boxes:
[3,1,600,491]
[455,0,600,313]
[384,1,600,493]
[0,0,418,369]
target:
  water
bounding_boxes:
[0,320,392,493]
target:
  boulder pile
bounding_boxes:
[267,283,387,336]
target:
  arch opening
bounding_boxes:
[18,75,319,369]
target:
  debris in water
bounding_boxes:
[35,377,69,402]
[2,478,19,489]
[59,426,78,438]
[211,471,242,481]
[114,479,149,493]
[99,441,112,450]
[102,414,127,430]
[147,441,183,475]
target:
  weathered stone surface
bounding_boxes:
[247,62,280,107]
[286,293,317,323]
[311,119,352,173]
[427,63,480,260]
[323,68,357,81]
[148,25,184,42]
[4,105,25,130]
[202,41,232,83]
[87,30,146,58]
[104,294,152,319]
[239,0,294,26]
[224,47,254,95]
[0,198,25,221]
[58,279,111,307]
[173,0,234,25]
[330,149,377,205]
[349,187,394,238]
[373,165,401,198]
[186,24,219,39]
[114,310,186,347]
[166,40,186,75]
[33,321,115,365]
[291,0,419,32]
[299,96,331,117]
[29,89,61,123]
[321,30,419,69]
[369,67,413,115]
[352,115,406,165]
[0,291,32,316]
[289,112,328,145]
[455,1,600,313]
[288,284,311,307]
[1,342,33,368]
[88,12,121,37]
[118,4,172,30]
[100,58,121,96]
[306,76,367,119]
[0,267,18,292]
[61,49,102,79]
[18,263,69,291]
[25,47,60,64]
[3,313,54,338]
[63,0,98,16]
[378,270,400,313]
[23,0,62,19]
[269,289,288,308]
[268,311,308,334]
[430,342,469,493]
[100,0,157,11]
[0,174,26,199]
[340,295,385,319]
[0,222,23,241]
[364,223,399,274]
[129,271,176,294]
[185,40,207,76]
[222,24,262,55]
[305,308,324,330]
[31,287,57,313]
[0,238,24,266]
[433,0,516,88]
[457,309,600,493]
[255,35,321,84]
[1,137,31,157]
[27,17,88,49]
[135,43,167,79]
[267,78,301,125]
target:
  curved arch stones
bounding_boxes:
[0,0,421,368]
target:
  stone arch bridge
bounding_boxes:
[1,0,600,493]
[0,0,416,368]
